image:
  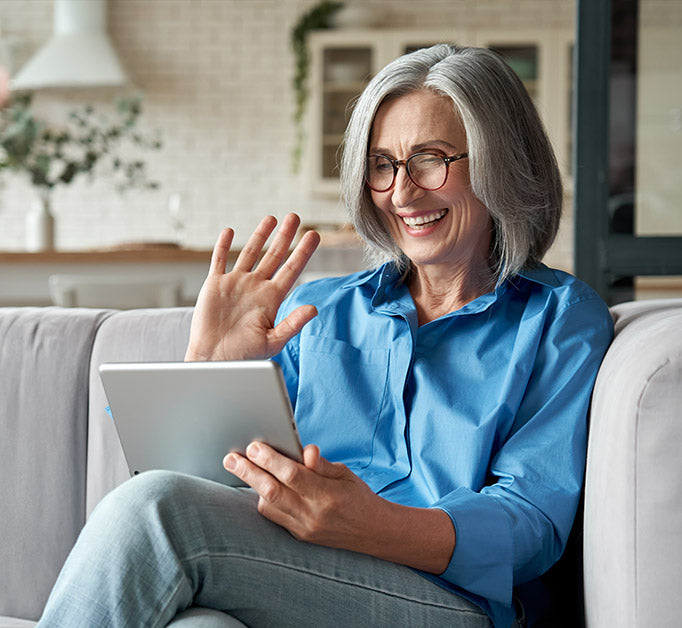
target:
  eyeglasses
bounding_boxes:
[365,152,469,193]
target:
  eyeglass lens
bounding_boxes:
[366,153,448,192]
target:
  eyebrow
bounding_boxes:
[368,139,460,155]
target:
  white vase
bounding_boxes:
[26,192,55,252]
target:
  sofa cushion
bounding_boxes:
[584,298,682,627]
[0,307,112,622]
[0,617,38,628]
[167,607,247,627]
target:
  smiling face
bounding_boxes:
[368,90,493,283]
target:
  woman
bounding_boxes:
[38,45,612,628]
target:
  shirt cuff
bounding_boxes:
[434,487,513,605]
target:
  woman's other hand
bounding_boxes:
[185,213,320,362]
[225,443,377,549]
[224,443,456,575]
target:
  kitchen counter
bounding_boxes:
[0,239,368,307]
[0,246,217,307]
[0,246,217,265]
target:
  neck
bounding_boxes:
[407,262,495,325]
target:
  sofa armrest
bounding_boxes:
[0,307,112,622]
[584,299,682,627]
[86,307,194,515]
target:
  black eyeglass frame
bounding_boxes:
[365,152,469,193]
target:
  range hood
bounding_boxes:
[11,0,129,90]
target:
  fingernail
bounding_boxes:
[246,442,260,459]
[224,454,237,471]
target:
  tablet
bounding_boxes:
[99,360,302,487]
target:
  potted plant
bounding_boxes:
[290,0,343,173]
[0,92,162,251]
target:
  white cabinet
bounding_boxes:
[475,29,574,181]
[306,28,574,197]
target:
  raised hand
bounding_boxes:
[185,213,320,362]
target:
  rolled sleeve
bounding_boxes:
[435,488,514,604]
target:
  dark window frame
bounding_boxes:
[573,0,682,304]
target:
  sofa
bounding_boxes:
[1,299,681,627]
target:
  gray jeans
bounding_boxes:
[39,470,514,627]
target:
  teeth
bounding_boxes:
[401,209,447,229]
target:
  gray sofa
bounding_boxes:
[1,300,681,627]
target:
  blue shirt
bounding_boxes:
[273,262,613,628]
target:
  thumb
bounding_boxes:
[303,444,345,478]
[270,305,318,348]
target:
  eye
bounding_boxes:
[409,153,444,172]
[368,155,393,172]
[414,153,443,165]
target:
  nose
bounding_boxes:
[390,165,425,208]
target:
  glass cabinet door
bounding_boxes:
[487,44,540,101]
[320,46,372,181]
[477,31,574,180]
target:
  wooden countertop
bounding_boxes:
[0,233,363,265]
[0,246,220,264]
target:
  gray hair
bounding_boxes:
[340,44,562,282]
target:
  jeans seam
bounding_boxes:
[179,551,486,616]
[152,570,193,628]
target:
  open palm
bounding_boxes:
[185,214,320,362]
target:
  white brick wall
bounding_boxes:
[0,0,574,264]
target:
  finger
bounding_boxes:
[232,215,278,272]
[209,228,235,275]
[303,444,346,479]
[227,447,306,522]
[223,451,246,476]
[245,441,309,493]
[268,304,318,352]
[303,444,321,470]
[255,213,302,278]
[224,450,281,493]
[227,447,308,535]
[254,495,303,537]
[272,229,321,292]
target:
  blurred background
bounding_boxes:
[0,0,576,251]
[0,0,679,306]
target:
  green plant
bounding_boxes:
[290,0,343,173]
[0,92,162,195]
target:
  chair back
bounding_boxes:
[49,274,183,309]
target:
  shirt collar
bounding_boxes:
[344,262,499,318]
[340,263,396,291]
[516,263,561,288]
[341,261,560,318]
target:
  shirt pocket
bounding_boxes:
[296,335,390,468]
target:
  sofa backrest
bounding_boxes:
[584,298,682,628]
[0,306,113,621]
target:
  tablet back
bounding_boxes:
[99,360,302,487]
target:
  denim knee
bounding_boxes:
[40,472,204,627]
[88,470,198,536]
